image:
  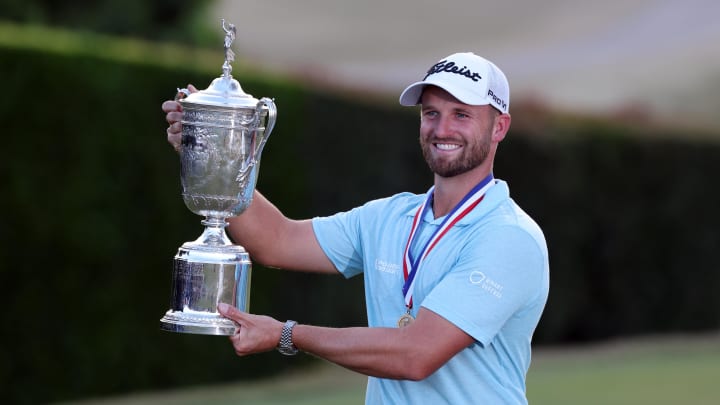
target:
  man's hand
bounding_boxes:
[218,303,285,356]
[161,84,198,151]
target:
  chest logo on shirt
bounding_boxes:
[375,259,402,276]
[470,271,504,299]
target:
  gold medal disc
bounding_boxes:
[397,313,414,328]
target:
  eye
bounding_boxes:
[423,110,438,119]
[455,112,470,119]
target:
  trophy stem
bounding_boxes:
[196,215,233,247]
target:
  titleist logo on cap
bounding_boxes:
[424,60,482,82]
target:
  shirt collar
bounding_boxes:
[403,180,509,225]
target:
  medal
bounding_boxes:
[397,312,414,328]
[399,174,494,328]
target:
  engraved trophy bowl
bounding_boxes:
[160,20,277,336]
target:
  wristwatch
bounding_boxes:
[277,320,299,356]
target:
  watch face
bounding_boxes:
[279,346,298,356]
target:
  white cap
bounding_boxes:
[399,52,510,113]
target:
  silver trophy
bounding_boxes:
[160,20,277,335]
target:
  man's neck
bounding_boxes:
[432,169,493,218]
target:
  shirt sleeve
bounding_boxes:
[312,205,367,278]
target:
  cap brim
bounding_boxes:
[399,79,491,107]
[398,82,426,106]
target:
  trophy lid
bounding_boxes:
[181,76,258,109]
[180,19,259,109]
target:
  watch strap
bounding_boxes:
[277,320,298,356]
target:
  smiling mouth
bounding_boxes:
[435,143,461,151]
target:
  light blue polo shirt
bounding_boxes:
[312,180,549,405]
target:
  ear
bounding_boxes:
[492,113,511,143]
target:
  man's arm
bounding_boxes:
[218,304,475,381]
[226,191,337,274]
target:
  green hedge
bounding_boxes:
[496,128,720,342]
[2,27,720,404]
[0,45,336,404]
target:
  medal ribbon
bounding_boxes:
[402,174,494,310]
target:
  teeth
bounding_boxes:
[436,143,460,150]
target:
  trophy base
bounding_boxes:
[160,231,252,336]
[160,309,238,336]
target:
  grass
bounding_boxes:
[526,333,720,405]
[59,332,720,405]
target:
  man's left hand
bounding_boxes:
[218,303,285,356]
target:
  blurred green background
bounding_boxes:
[1,1,719,404]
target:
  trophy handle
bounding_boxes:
[236,97,276,184]
[175,88,191,101]
[255,97,277,155]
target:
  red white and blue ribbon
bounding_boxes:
[402,174,495,310]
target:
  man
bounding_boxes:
[163,52,549,404]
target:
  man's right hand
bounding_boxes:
[161,84,198,151]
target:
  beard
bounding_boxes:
[420,134,491,178]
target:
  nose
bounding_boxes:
[434,115,453,138]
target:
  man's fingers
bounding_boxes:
[167,121,182,134]
[218,302,244,321]
[163,87,193,152]
[166,111,182,124]
[161,100,182,113]
[167,130,181,151]
[162,83,196,114]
